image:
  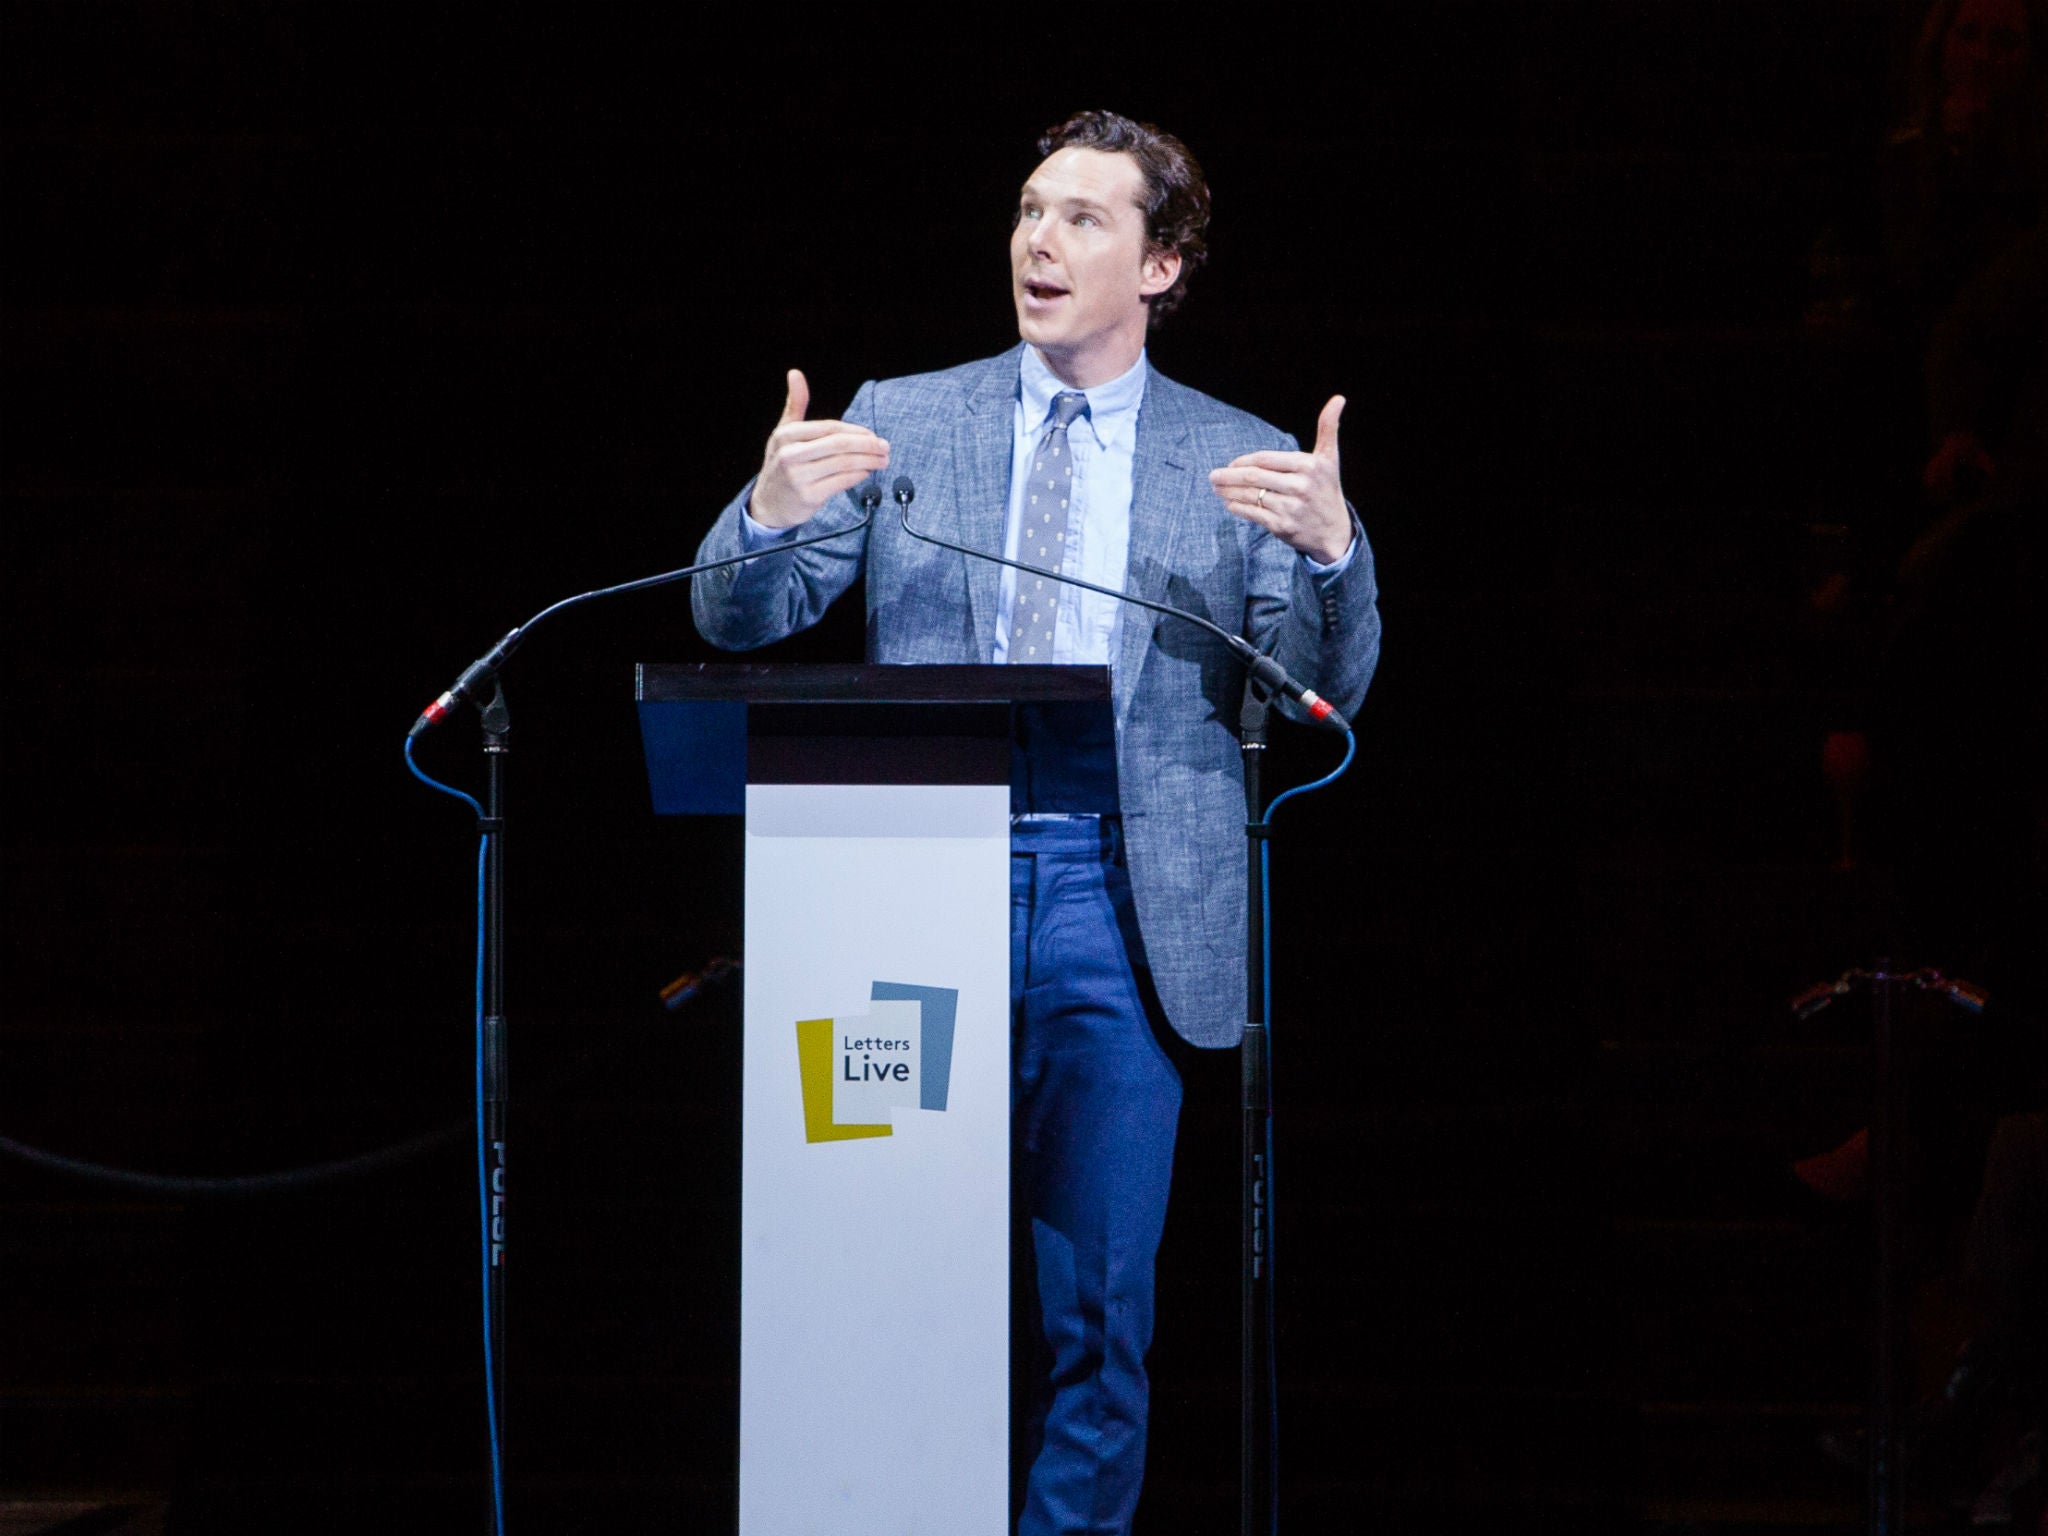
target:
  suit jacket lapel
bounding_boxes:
[1117,367,1195,721]
[951,349,1021,663]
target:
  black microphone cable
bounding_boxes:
[890,471,1359,1536]
[404,487,879,1536]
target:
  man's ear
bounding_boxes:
[1139,248,1183,299]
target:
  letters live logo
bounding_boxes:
[794,982,958,1144]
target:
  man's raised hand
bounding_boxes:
[746,369,892,530]
[1207,395,1355,566]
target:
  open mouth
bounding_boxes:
[1023,279,1069,303]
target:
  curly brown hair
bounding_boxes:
[1033,110,1211,325]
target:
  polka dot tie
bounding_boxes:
[1011,390,1087,662]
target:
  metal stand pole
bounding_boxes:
[1793,963,1984,1536]
[479,683,511,1530]
[1868,962,1904,1536]
[1239,684,1274,1536]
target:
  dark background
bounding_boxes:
[0,3,1973,1532]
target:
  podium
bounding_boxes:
[636,663,1115,1535]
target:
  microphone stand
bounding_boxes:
[888,478,1348,731]
[406,499,874,1529]
[892,476,1339,1536]
[1240,681,1275,1536]
[1791,965,1987,1536]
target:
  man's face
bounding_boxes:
[1011,147,1181,379]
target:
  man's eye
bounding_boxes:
[1074,214,1096,229]
[1021,206,1042,221]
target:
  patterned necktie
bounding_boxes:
[1011,390,1088,662]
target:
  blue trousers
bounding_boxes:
[1010,817,1184,1536]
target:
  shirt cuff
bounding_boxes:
[740,502,803,552]
[1301,528,1358,579]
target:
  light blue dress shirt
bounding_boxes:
[992,345,1145,666]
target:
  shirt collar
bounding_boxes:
[1019,345,1148,453]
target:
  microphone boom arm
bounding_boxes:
[890,477,1347,731]
[411,495,878,737]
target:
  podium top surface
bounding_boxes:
[635,663,1110,706]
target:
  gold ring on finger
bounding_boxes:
[1256,488,1267,510]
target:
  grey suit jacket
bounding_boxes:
[692,345,1380,1047]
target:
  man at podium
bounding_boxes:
[691,109,1380,1535]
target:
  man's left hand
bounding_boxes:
[1208,395,1354,566]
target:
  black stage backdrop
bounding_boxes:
[2,5,1951,1533]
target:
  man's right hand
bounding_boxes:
[747,369,891,529]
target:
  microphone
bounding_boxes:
[889,476,1349,731]
[410,486,881,738]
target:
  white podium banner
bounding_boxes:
[739,781,1011,1535]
